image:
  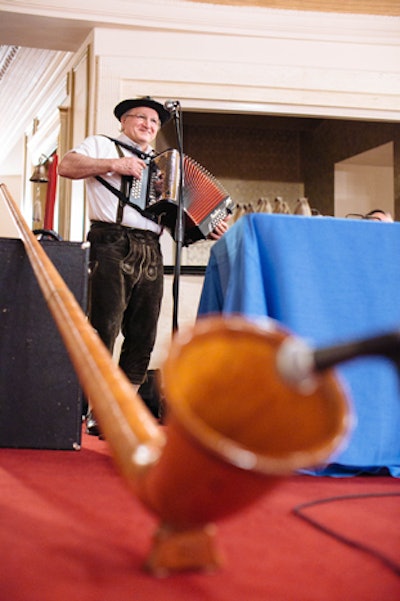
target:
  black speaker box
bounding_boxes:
[0,238,89,450]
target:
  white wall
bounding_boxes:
[335,165,394,219]
[0,138,25,238]
[91,11,400,138]
[334,143,394,218]
[0,176,21,238]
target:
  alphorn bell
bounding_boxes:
[1,183,351,576]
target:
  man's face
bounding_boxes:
[120,106,161,148]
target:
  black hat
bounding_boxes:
[114,96,170,126]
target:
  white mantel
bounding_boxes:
[1,1,400,131]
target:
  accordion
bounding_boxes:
[142,149,234,246]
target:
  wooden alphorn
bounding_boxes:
[1,183,351,576]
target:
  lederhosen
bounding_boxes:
[87,138,164,386]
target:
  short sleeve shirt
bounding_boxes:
[70,133,162,233]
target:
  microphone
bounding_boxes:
[276,330,400,393]
[164,99,181,112]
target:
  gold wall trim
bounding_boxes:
[187,0,400,16]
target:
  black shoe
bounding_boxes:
[85,410,102,437]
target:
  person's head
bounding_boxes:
[364,209,394,222]
[114,97,170,149]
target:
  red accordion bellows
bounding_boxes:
[182,154,230,225]
[147,149,234,245]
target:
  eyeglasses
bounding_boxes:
[346,213,387,221]
[124,113,160,126]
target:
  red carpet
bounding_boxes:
[1,429,399,601]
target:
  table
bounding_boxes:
[198,213,400,477]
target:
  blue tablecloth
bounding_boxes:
[198,214,400,477]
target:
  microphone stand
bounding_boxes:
[170,103,184,333]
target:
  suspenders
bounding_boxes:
[95,137,157,224]
[115,143,129,224]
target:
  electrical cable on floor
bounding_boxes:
[293,491,400,578]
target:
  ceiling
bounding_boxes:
[2,1,399,53]
[0,9,88,169]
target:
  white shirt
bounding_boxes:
[71,133,162,234]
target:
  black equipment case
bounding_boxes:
[0,238,89,450]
